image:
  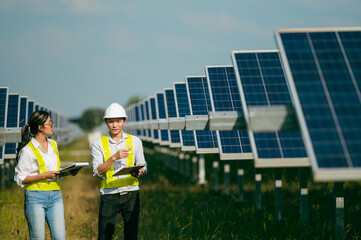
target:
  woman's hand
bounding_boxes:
[130,167,146,178]
[42,171,61,179]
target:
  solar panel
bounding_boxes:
[0,87,8,128]
[275,27,361,181]
[139,102,147,138]
[173,82,196,151]
[5,93,20,156]
[19,96,28,127]
[232,50,309,167]
[205,66,253,160]
[144,99,152,141]
[27,100,34,122]
[185,76,219,154]
[134,105,142,137]
[164,88,181,148]
[149,96,159,143]
[156,92,170,145]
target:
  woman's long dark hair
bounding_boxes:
[16,110,50,162]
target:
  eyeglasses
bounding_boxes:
[43,121,54,127]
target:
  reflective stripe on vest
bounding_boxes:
[100,133,139,189]
[26,139,61,191]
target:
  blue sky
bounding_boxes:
[1,0,360,118]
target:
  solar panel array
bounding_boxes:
[0,86,73,160]
[124,26,361,183]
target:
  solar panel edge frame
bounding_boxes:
[185,76,219,154]
[275,26,361,34]
[205,65,253,160]
[0,87,9,162]
[231,49,310,168]
[274,27,361,181]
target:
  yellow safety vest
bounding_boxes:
[26,139,61,191]
[100,133,139,189]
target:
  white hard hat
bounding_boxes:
[104,103,127,119]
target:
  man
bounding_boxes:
[91,103,147,240]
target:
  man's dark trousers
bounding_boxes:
[98,191,140,240]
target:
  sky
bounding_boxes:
[1,0,360,118]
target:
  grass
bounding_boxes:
[1,137,361,239]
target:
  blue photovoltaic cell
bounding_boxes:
[165,89,181,145]
[232,51,308,166]
[0,146,3,160]
[206,66,252,159]
[186,76,218,152]
[276,28,361,180]
[174,83,195,149]
[0,87,8,127]
[156,93,169,143]
[150,97,159,141]
[6,94,19,128]
[19,97,28,127]
[27,101,34,121]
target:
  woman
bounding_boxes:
[14,110,65,240]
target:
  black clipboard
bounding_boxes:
[113,164,146,177]
[57,162,89,177]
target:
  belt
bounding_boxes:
[119,191,128,196]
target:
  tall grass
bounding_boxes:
[1,137,360,239]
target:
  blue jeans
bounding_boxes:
[24,190,66,240]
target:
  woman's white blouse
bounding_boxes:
[14,138,59,188]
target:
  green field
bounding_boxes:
[1,138,360,239]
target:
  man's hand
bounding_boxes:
[130,167,146,178]
[113,147,132,160]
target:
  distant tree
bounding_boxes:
[70,108,104,132]
[124,95,143,107]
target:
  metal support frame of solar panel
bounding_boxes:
[231,50,309,168]
[164,88,182,148]
[185,76,219,154]
[205,65,253,160]
[155,92,170,146]
[173,82,196,152]
[275,27,361,182]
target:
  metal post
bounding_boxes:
[192,156,198,181]
[198,154,206,185]
[224,163,230,195]
[213,160,219,192]
[178,152,184,175]
[237,161,245,202]
[0,164,4,189]
[274,168,284,220]
[334,182,344,240]
[299,167,309,226]
[184,154,190,177]
[255,169,263,211]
